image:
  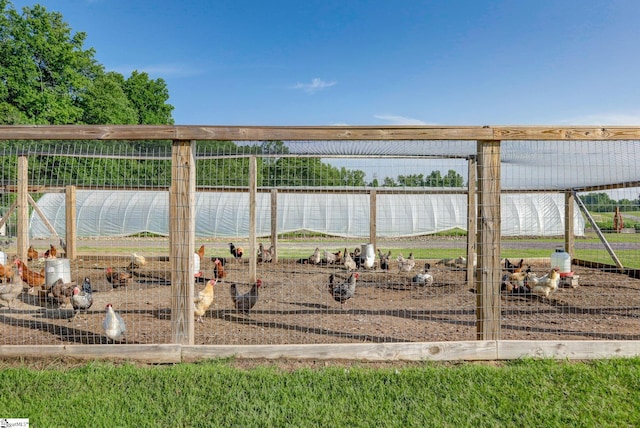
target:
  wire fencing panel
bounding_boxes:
[0,138,639,348]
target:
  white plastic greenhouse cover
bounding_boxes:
[30,190,585,238]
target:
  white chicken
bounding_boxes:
[103,303,126,341]
[396,253,416,273]
[526,267,560,297]
[131,252,147,268]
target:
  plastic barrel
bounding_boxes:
[45,258,71,288]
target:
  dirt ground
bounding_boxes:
[2,251,639,351]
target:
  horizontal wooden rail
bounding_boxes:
[2,125,640,141]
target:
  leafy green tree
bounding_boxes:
[80,72,138,124]
[383,177,397,187]
[580,193,616,213]
[443,169,464,187]
[397,174,424,187]
[123,71,174,125]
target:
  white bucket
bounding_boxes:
[0,251,6,265]
[360,243,375,269]
[193,253,201,277]
[45,258,71,288]
[550,248,571,274]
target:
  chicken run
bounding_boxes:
[1,240,639,346]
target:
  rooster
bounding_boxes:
[527,267,560,297]
[194,279,217,322]
[213,258,227,281]
[378,249,391,271]
[27,245,38,261]
[103,303,126,341]
[44,244,57,259]
[343,248,356,271]
[106,267,133,288]
[229,243,244,262]
[70,277,93,321]
[396,253,416,273]
[0,264,23,309]
[14,259,45,292]
[257,243,273,263]
[230,279,263,314]
[328,272,359,307]
[412,263,433,286]
[49,278,74,307]
[196,245,206,263]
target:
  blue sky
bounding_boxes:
[10,0,640,126]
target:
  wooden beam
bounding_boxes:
[466,156,477,286]
[170,139,196,345]
[270,189,278,263]
[369,190,377,252]
[564,191,574,257]
[2,125,640,141]
[573,190,624,269]
[17,155,28,261]
[65,186,77,259]
[476,141,501,341]
[27,194,58,237]
[249,156,257,283]
[0,199,17,232]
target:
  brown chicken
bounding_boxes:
[197,245,206,262]
[14,259,45,292]
[49,278,74,307]
[27,245,38,261]
[106,267,133,288]
[213,258,226,280]
[194,278,216,322]
[0,262,15,282]
[44,244,57,259]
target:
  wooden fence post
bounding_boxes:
[170,139,196,345]
[565,191,574,257]
[270,188,278,263]
[249,156,257,283]
[65,185,77,260]
[466,156,477,286]
[17,155,28,261]
[476,141,501,341]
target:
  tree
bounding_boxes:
[0,2,101,124]
[80,72,138,124]
[123,71,174,125]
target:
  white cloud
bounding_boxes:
[291,78,336,94]
[557,112,640,126]
[373,114,434,125]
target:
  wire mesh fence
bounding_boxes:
[1,132,639,355]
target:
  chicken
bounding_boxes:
[323,249,341,265]
[106,267,133,288]
[228,243,244,262]
[59,237,67,255]
[328,272,359,306]
[308,248,321,265]
[504,258,524,273]
[44,244,57,259]
[527,267,560,297]
[194,278,217,322]
[502,270,529,293]
[0,261,15,282]
[230,279,262,314]
[213,258,227,281]
[342,248,357,271]
[130,252,147,269]
[257,243,273,263]
[378,249,391,271]
[27,245,38,261]
[14,259,45,292]
[70,277,94,321]
[210,256,227,266]
[396,253,416,273]
[412,263,433,286]
[103,303,126,341]
[197,245,206,262]
[0,264,23,309]
[49,278,74,307]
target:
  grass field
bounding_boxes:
[1,358,639,427]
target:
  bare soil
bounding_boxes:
[2,254,639,352]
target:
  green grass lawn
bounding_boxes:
[1,358,638,427]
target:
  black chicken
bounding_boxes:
[228,243,244,262]
[328,272,359,307]
[230,279,262,314]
